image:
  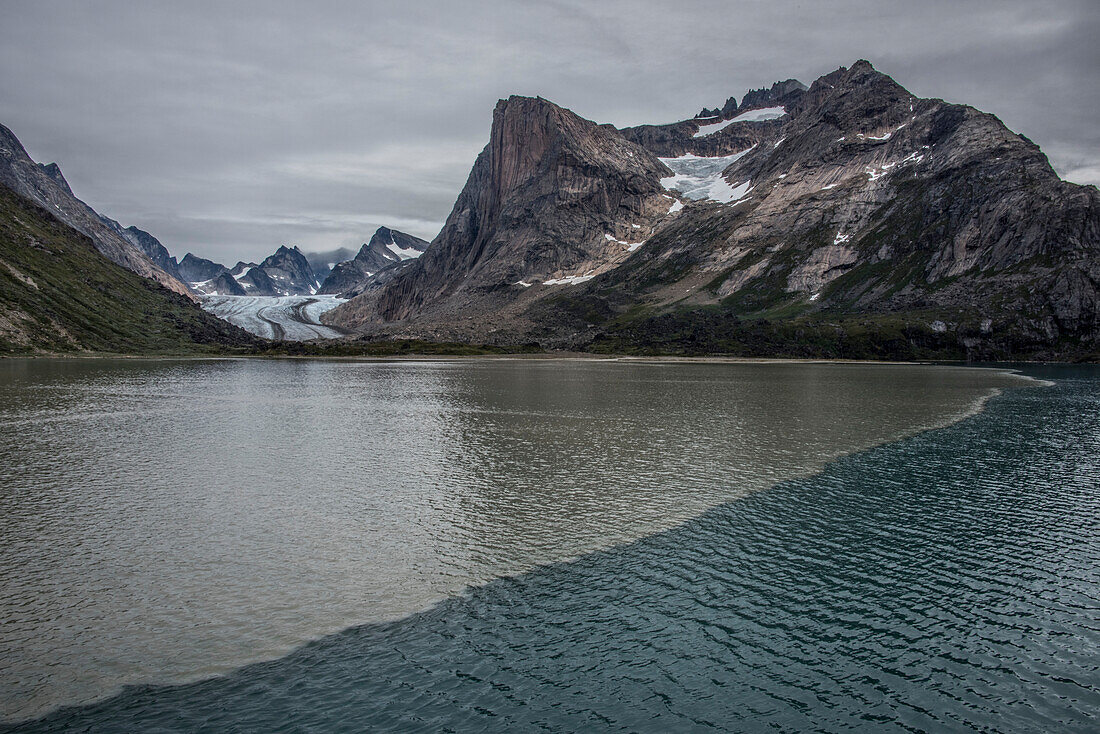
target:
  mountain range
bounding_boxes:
[323,61,1099,360]
[181,246,321,296]
[175,227,428,298]
[1,60,1097,359]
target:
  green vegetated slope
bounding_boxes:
[0,186,259,355]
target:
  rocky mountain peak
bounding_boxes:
[256,245,318,294]
[36,162,72,194]
[739,78,808,111]
[178,253,228,284]
[0,123,27,160]
[318,226,430,296]
[329,93,674,326]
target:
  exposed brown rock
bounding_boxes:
[329,95,673,336]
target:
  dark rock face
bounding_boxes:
[178,253,229,283]
[36,163,72,194]
[739,78,808,111]
[252,245,319,295]
[328,95,672,336]
[326,61,1100,360]
[319,227,429,296]
[123,226,181,281]
[236,265,279,295]
[0,123,192,297]
[207,270,247,296]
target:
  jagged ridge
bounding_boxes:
[326,61,1099,360]
[319,226,429,296]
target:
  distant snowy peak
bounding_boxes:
[230,261,255,278]
[374,226,428,261]
[178,253,228,283]
[363,226,429,267]
[318,226,429,296]
[250,245,320,295]
[191,270,246,296]
[178,246,320,297]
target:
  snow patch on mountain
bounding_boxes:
[692,107,786,138]
[659,149,755,203]
[605,233,647,251]
[543,272,596,286]
[384,232,424,260]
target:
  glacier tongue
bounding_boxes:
[200,295,346,340]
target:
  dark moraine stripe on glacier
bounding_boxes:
[7,366,1099,734]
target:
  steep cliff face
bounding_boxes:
[328,95,674,336]
[327,62,1099,360]
[319,226,428,296]
[0,124,192,297]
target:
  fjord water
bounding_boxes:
[1,360,1095,731]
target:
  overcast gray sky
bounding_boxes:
[1,0,1097,263]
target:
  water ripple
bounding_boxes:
[2,365,1096,732]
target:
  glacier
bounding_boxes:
[200,295,347,341]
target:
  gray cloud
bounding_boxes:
[1,0,1096,263]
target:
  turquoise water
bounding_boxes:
[4,365,1097,732]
